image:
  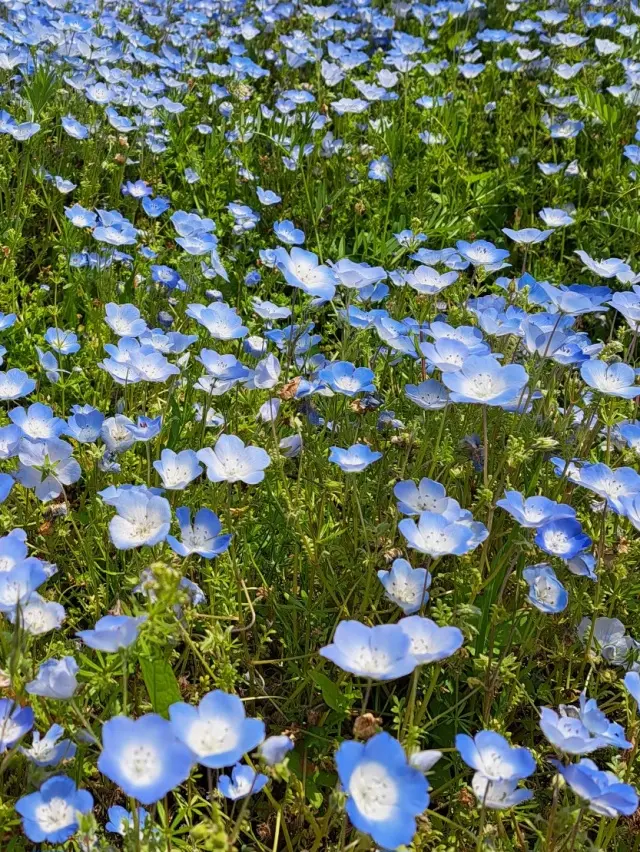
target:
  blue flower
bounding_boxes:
[0,699,34,752]
[442,356,528,406]
[105,303,148,337]
[65,407,105,443]
[10,402,66,440]
[319,361,375,396]
[535,518,592,559]
[456,730,535,781]
[497,491,575,528]
[77,615,146,652]
[197,434,271,485]
[142,196,170,218]
[552,759,638,817]
[574,462,640,513]
[471,774,533,810]
[61,115,89,139]
[405,379,449,410]
[329,444,382,472]
[16,775,93,843]
[522,564,568,613]
[274,247,337,304]
[625,672,640,709]
[106,805,148,836]
[399,511,487,558]
[320,620,417,680]
[274,219,305,245]
[581,360,638,398]
[44,327,80,354]
[153,449,202,490]
[188,301,248,339]
[108,491,171,550]
[168,507,231,558]
[170,690,265,768]
[398,616,464,663]
[21,724,76,767]
[0,368,36,400]
[259,735,294,765]
[368,155,393,181]
[336,732,429,849]
[26,657,78,700]
[378,558,431,614]
[257,187,281,205]
[456,240,510,269]
[0,560,47,613]
[98,715,194,804]
[502,227,554,245]
[16,438,81,502]
[218,764,268,799]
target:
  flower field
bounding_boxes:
[3,0,640,849]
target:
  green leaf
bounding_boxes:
[140,657,182,718]
[310,670,351,714]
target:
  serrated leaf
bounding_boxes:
[140,657,182,718]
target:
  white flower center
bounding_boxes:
[349,761,399,820]
[120,744,163,785]
[35,798,75,832]
[187,718,239,756]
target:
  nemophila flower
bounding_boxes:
[471,774,533,810]
[0,699,34,752]
[153,449,202,490]
[258,399,280,423]
[218,765,268,800]
[77,615,146,653]
[331,259,387,291]
[624,672,640,708]
[257,187,281,205]
[552,759,638,817]
[98,715,194,804]
[280,434,303,458]
[496,491,575,528]
[104,303,147,338]
[9,592,65,635]
[405,379,449,410]
[378,559,431,614]
[577,463,640,514]
[101,415,136,453]
[106,806,149,836]
[22,724,75,767]
[0,368,36,400]
[197,434,271,485]
[578,617,639,667]
[399,510,486,558]
[169,690,265,768]
[429,322,487,353]
[65,203,97,228]
[502,227,554,245]
[16,438,81,502]
[168,507,231,559]
[398,616,464,663]
[610,288,640,331]
[394,478,452,516]
[539,207,574,227]
[26,657,78,700]
[274,219,305,245]
[0,473,12,503]
[456,239,510,269]
[522,564,568,613]
[368,155,393,181]
[336,732,429,849]
[9,403,65,440]
[259,735,294,766]
[575,250,631,281]
[405,265,458,296]
[319,361,375,396]
[329,444,382,473]
[252,298,291,323]
[198,349,249,383]
[0,311,16,330]
[252,353,281,389]
[36,347,62,382]
[44,327,80,355]
[320,620,417,680]
[442,356,528,407]
[142,196,170,217]
[535,519,592,559]
[581,360,638,398]
[65,407,105,443]
[188,302,248,340]
[456,731,535,781]
[108,491,171,550]
[16,775,93,844]
[274,247,338,304]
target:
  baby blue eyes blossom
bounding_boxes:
[153,449,203,490]
[98,714,194,805]
[535,518,592,559]
[329,443,382,472]
[0,368,36,400]
[169,690,265,768]
[197,434,271,484]
[218,765,268,800]
[21,724,76,767]
[318,361,376,396]
[77,615,147,652]
[0,699,34,752]
[442,356,528,407]
[457,731,535,807]
[16,776,93,844]
[26,657,79,700]
[552,760,639,817]
[108,491,171,550]
[399,510,488,558]
[497,491,575,528]
[320,620,417,680]
[540,692,631,754]
[378,558,431,614]
[581,360,639,398]
[398,616,464,664]
[168,507,231,558]
[335,732,429,850]
[522,564,568,613]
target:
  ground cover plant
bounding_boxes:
[4,0,640,849]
